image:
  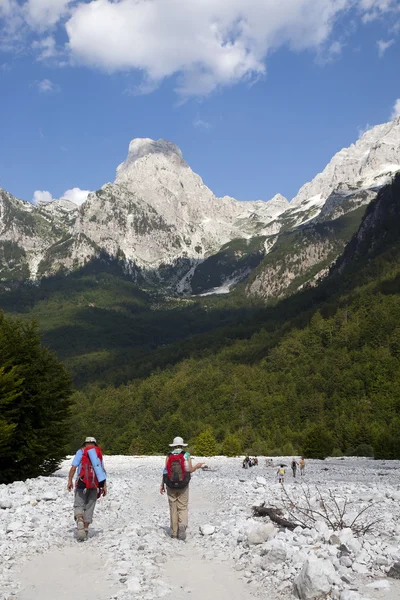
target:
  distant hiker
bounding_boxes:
[277,464,286,484]
[300,457,306,476]
[67,436,107,541]
[291,458,299,478]
[243,455,250,469]
[160,436,205,540]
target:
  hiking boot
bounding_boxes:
[76,517,86,541]
[84,528,89,541]
[178,525,187,541]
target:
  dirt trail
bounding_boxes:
[18,546,116,600]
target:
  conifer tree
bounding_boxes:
[194,428,219,456]
[0,314,72,484]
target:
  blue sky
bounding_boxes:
[0,0,399,205]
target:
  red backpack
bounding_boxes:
[78,446,103,489]
[164,451,191,489]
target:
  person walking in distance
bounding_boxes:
[160,436,205,540]
[291,458,299,478]
[277,464,286,485]
[67,436,107,541]
[300,457,306,477]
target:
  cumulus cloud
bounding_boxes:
[1,0,400,96]
[377,38,395,56]
[62,187,91,205]
[32,187,91,206]
[34,78,60,93]
[391,98,400,120]
[24,0,72,29]
[32,190,53,204]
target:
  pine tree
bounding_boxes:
[194,428,219,456]
[0,314,72,484]
[302,424,334,460]
[222,434,241,457]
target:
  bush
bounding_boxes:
[222,434,241,457]
[331,447,343,457]
[346,444,374,457]
[302,425,334,460]
[194,428,219,456]
[0,314,72,484]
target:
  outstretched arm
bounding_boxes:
[189,458,205,473]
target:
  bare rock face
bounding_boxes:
[0,118,399,297]
[289,117,400,220]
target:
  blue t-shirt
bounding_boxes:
[72,449,83,470]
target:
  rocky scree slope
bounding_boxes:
[0,119,399,298]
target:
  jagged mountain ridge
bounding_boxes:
[0,118,399,297]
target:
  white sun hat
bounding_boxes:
[169,436,188,447]
[85,436,97,444]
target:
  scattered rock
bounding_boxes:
[329,534,341,546]
[247,523,275,545]
[41,491,57,502]
[388,562,400,579]
[199,524,215,536]
[293,556,336,599]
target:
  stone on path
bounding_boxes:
[293,556,336,599]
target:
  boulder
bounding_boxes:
[293,556,336,599]
[126,576,141,592]
[6,521,23,533]
[340,591,364,600]
[41,491,58,502]
[256,476,267,486]
[247,523,275,545]
[199,524,215,536]
[329,534,341,546]
[266,539,288,563]
[388,562,400,579]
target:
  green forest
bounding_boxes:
[1,175,400,470]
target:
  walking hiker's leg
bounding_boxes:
[176,486,189,532]
[73,490,87,541]
[83,489,98,525]
[167,490,178,538]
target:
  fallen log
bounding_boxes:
[252,504,304,530]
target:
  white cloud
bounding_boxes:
[32,35,57,60]
[32,189,53,204]
[193,118,212,131]
[377,38,395,56]
[32,186,91,206]
[391,98,400,120]
[35,78,60,93]
[1,0,400,96]
[62,187,91,205]
[24,0,72,29]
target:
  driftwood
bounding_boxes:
[252,504,305,531]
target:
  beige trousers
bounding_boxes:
[167,486,189,537]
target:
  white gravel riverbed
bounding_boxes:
[1,456,400,600]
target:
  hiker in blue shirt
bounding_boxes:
[67,436,107,541]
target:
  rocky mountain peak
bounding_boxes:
[115,138,186,185]
[290,117,400,211]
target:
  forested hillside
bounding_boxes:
[64,175,400,459]
[2,176,400,459]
